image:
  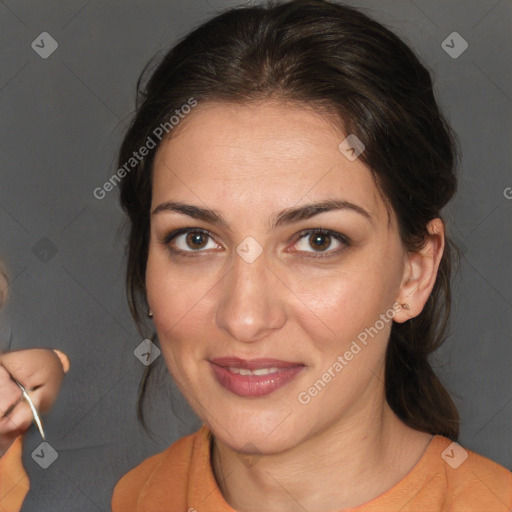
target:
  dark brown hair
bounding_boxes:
[119,0,460,438]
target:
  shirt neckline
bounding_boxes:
[193,426,448,511]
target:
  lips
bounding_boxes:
[210,357,303,370]
[209,357,305,397]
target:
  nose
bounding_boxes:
[215,250,287,343]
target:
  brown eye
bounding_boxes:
[164,228,220,255]
[186,231,208,250]
[309,232,331,251]
[292,229,348,257]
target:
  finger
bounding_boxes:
[52,349,70,373]
[1,394,23,418]
[0,400,32,438]
[0,349,65,414]
[0,364,23,415]
[1,348,64,390]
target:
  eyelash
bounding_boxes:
[162,227,350,259]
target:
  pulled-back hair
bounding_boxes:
[119,0,459,438]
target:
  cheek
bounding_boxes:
[290,258,394,350]
[146,243,209,320]
[145,245,217,362]
[293,273,354,328]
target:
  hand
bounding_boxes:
[0,348,69,456]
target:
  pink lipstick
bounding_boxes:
[209,357,304,397]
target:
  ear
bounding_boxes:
[394,218,445,323]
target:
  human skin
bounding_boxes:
[0,348,69,456]
[146,101,444,511]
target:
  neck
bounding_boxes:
[211,393,432,512]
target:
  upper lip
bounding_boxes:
[210,357,304,370]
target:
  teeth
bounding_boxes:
[227,367,281,376]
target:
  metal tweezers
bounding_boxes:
[1,364,45,440]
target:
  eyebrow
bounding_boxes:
[151,199,373,230]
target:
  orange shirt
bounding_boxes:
[0,437,29,512]
[112,425,512,512]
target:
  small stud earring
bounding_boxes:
[400,303,410,310]
[148,309,153,318]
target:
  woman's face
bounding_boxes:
[146,101,408,453]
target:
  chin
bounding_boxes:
[209,406,308,455]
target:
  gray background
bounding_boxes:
[0,0,510,510]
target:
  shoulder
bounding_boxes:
[435,436,512,510]
[111,426,206,512]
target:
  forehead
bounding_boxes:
[151,101,387,225]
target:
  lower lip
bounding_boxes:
[209,363,304,397]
